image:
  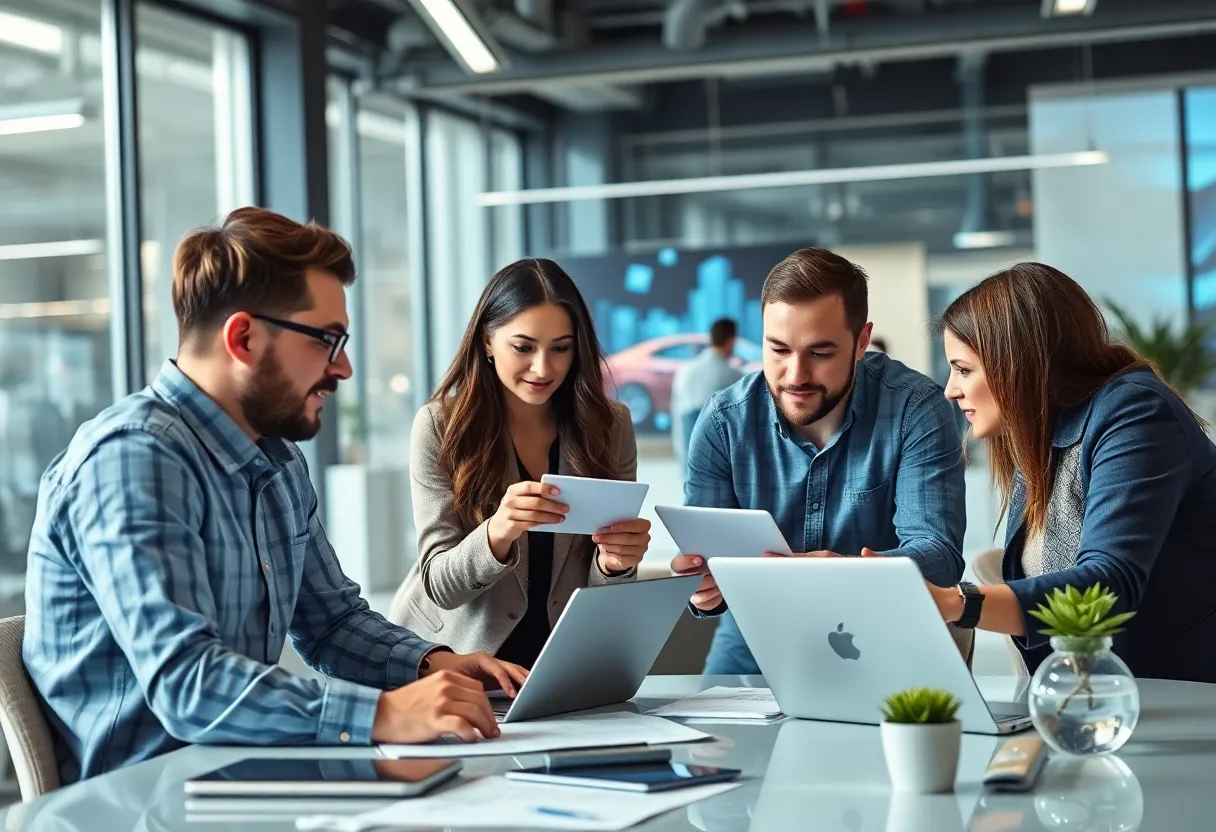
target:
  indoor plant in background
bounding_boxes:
[1027,584,1140,757]
[1105,300,1216,398]
[880,687,963,793]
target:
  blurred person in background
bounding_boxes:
[671,318,744,470]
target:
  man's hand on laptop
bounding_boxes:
[422,650,529,698]
[671,555,722,611]
[762,547,884,558]
[371,670,500,744]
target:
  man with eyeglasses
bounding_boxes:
[23,207,526,784]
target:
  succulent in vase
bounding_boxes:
[1028,584,1137,715]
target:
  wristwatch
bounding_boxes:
[955,581,984,629]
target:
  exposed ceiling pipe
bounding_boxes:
[662,0,748,51]
[954,51,1010,248]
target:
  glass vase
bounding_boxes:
[1029,636,1140,756]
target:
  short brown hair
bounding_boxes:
[761,248,868,336]
[172,206,356,345]
[709,318,737,348]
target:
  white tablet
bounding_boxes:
[654,506,793,558]
[530,474,649,535]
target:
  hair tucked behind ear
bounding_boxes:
[431,258,618,523]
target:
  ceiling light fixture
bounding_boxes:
[408,0,503,75]
[0,99,89,137]
[0,11,64,55]
[0,112,85,137]
[478,150,1111,207]
[1042,0,1097,17]
[0,239,104,261]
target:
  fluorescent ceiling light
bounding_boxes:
[0,239,104,261]
[0,11,64,55]
[1043,0,1096,16]
[478,150,1111,207]
[954,231,1018,250]
[0,113,85,137]
[0,299,110,320]
[412,0,501,75]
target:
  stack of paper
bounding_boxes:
[647,687,784,723]
[294,776,740,831]
[379,711,712,758]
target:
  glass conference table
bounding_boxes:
[3,675,1214,831]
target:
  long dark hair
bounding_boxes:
[940,263,1172,537]
[432,258,618,523]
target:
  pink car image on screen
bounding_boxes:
[602,333,761,428]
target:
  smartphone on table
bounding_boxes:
[504,760,741,793]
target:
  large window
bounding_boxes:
[137,3,254,380]
[0,0,111,593]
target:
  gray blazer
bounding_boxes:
[389,399,639,656]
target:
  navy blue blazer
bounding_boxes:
[1002,369,1216,682]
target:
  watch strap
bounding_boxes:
[956,581,984,629]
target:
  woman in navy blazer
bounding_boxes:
[927,263,1216,683]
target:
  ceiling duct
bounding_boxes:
[953,52,1014,248]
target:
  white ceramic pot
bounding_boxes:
[880,720,962,793]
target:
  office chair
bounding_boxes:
[971,549,1029,677]
[0,616,59,801]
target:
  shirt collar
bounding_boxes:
[1052,394,1096,449]
[151,360,284,475]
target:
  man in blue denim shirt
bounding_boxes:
[24,208,526,783]
[671,248,966,675]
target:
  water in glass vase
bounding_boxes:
[1029,637,1140,756]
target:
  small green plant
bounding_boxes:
[1029,584,1136,714]
[1028,584,1136,640]
[881,687,962,725]
[1106,300,1216,395]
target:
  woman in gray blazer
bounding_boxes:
[390,259,650,665]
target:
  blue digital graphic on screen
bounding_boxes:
[565,242,802,433]
[624,264,654,294]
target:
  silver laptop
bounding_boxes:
[493,574,703,723]
[709,557,1032,735]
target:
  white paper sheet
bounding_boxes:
[378,712,711,759]
[647,687,783,721]
[295,776,740,831]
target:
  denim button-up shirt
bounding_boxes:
[686,354,966,674]
[24,361,439,783]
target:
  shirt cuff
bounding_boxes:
[317,679,382,746]
[386,636,447,688]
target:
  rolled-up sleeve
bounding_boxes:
[290,503,443,691]
[68,432,384,747]
[874,388,966,586]
[1007,383,1194,650]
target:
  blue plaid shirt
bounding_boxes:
[24,361,441,783]
[688,354,966,674]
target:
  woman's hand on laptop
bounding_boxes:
[372,670,500,744]
[670,555,722,611]
[593,517,651,573]
[422,650,529,698]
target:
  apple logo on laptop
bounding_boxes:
[828,623,860,660]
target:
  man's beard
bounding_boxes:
[767,357,857,429]
[239,347,337,441]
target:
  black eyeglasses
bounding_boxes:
[252,314,350,364]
